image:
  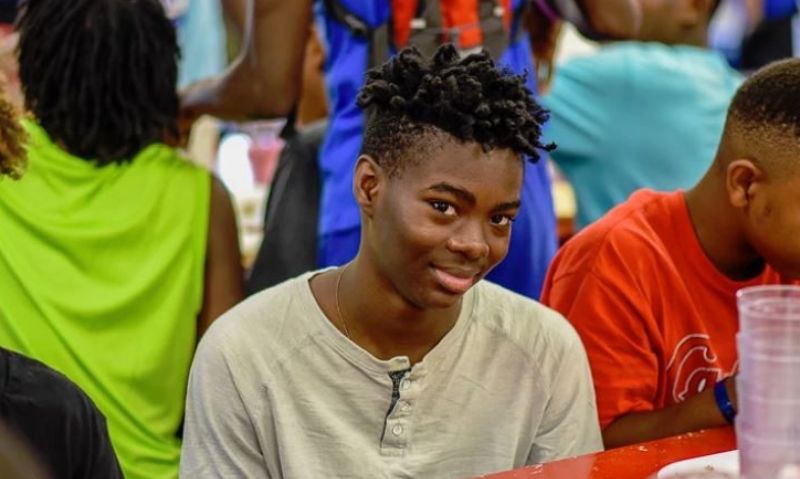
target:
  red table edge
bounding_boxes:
[480,426,736,479]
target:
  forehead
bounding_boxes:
[392,135,524,194]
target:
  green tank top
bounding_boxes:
[0,120,210,479]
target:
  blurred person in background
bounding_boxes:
[0,89,122,479]
[0,0,245,478]
[542,58,800,448]
[539,0,742,230]
[738,0,800,70]
[181,0,641,300]
[246,24,329,293]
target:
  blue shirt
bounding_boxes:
[173,0,227,88]
[542,43,742,228]
[314,0,557,299]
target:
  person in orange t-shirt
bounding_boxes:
[542,58,800,449]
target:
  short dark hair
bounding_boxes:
[17,0,179,166]
[729,58,800,134]
[357,44,554,175]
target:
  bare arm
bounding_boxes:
[181,0,314,122]
[602,376,737,449]
[197,177,245,338]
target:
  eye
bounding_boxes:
[430,201,457,216]
[490,214,515,227]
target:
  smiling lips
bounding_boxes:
[431,266,480,295]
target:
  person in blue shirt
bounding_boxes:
[541,0,742,230]
[181,0,639,298]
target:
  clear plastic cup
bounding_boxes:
[652,472,741,479]
[737,430,800,479]
[737,286,800,334]
[737,331,800,396]
[736,286,800,479]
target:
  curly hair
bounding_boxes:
[0,94,26,180]
[357,44,554,175]
[17,0,179,165]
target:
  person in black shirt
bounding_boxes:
[0,348,123,479]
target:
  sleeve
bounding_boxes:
[544,268,661,429]
[179,333,271,479]
[79,403,124,479]
[528,318,603,463]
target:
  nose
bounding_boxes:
[446,221,490,261]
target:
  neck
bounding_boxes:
[681,28,709,48]
[684,173,765,280]
[338,256,462,365]
[641,25,709,48]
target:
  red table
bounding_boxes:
[482,427,736,479]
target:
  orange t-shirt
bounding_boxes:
[541,189,795,429]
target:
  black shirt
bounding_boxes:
[0,348,123,479]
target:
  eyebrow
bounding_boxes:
[427,182,476,205]
[491,200,522,213]
[426,182,521,212]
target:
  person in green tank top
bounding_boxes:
[0,1,245,478]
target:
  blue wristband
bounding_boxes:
[714,379,737,424]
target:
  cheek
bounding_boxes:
[487,230,512,263]
[381,200,448,259]
[752,198,800,263]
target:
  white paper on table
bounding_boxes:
[656,450,740,477]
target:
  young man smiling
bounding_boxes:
[180,45,602,478]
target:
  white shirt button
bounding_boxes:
[399,401,410,412]
[392,425,403,436]
[402,380,412,390]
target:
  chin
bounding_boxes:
[419,287,470,309]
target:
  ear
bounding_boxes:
[675,0,713,26]
[353,154,385,218]
[726,159,765,209]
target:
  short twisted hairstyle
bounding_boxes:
[357,44,554,175]
[17,0,179,165]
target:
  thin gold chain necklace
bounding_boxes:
[334,264,352,339]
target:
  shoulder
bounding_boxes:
[136,143,209,173]
[1,349,107,438]
[3,349,93,412]
[197,272,324,371]
[470,282,584,365]
[606,44,741,88]
[543,44,644,113]
[547,190,677,283]
[551,43,650,82]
